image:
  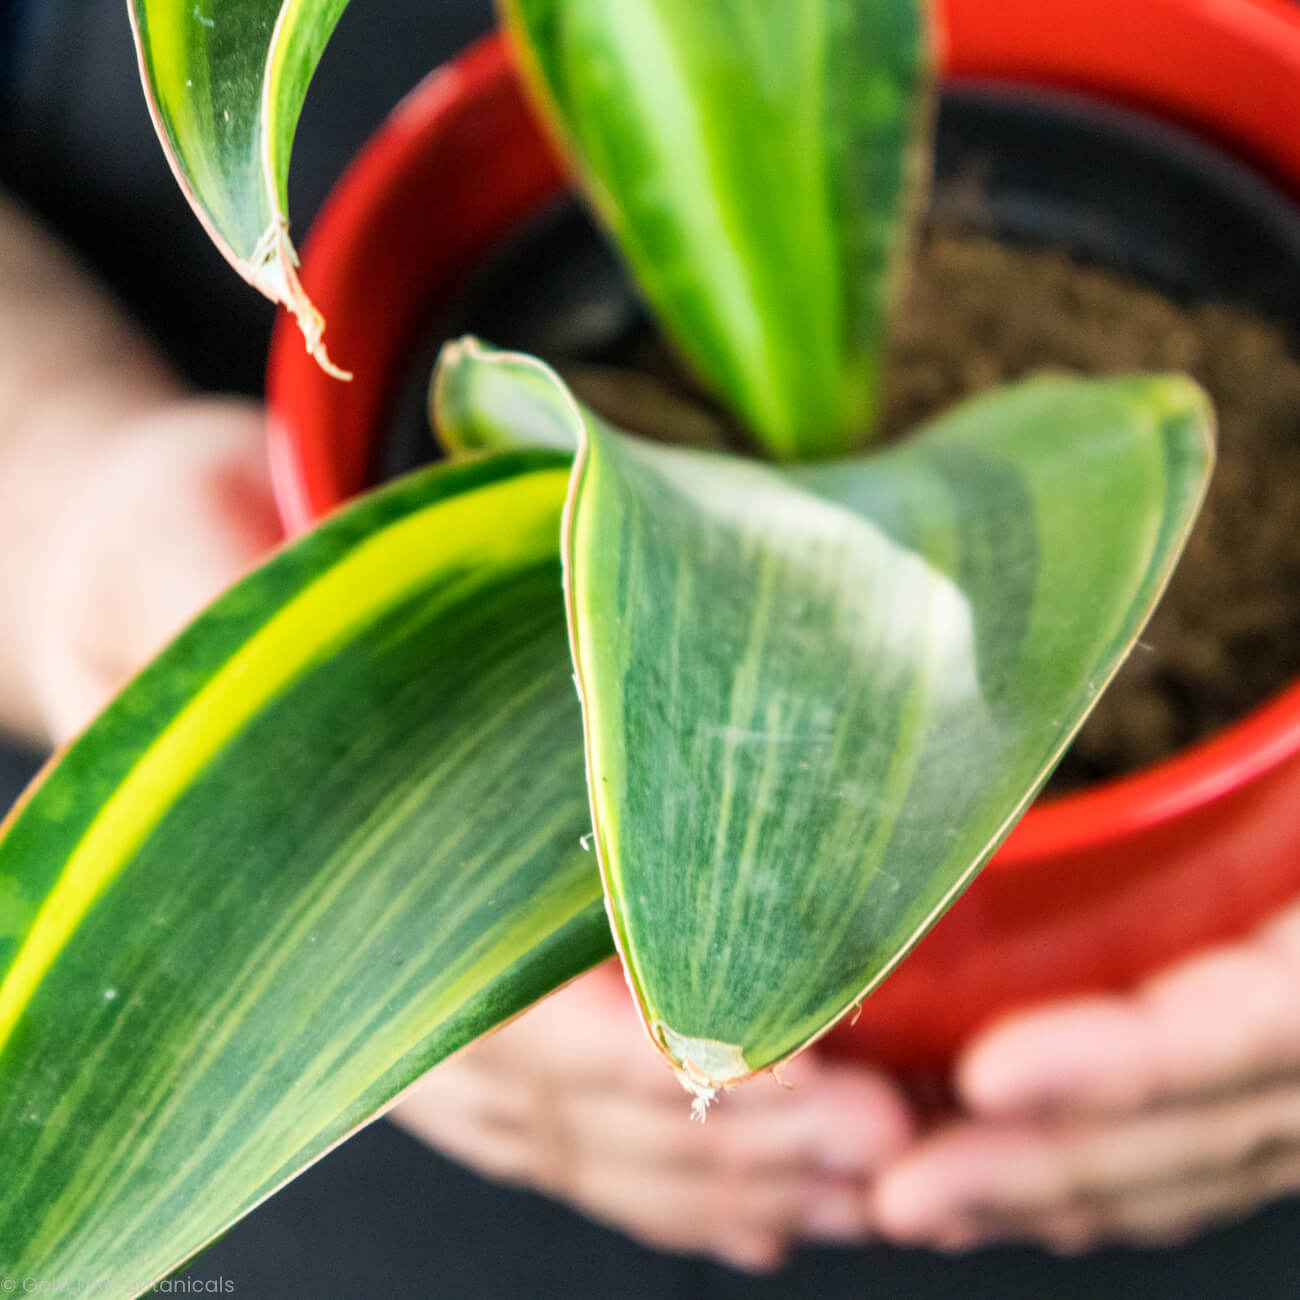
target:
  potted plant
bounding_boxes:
[268,6,1300,1071]
[0,0,1293,1292]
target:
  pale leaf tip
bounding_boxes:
[689,1085,717,1123]
[250,221,353,382]
[304,330,353,383]
[654,1022,750,1117]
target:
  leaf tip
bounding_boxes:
[654,1022,751,1113]
[688,1086,716,1123]
[251,222,352,382]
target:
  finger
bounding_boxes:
[392,1099,542,1189]
[710,1234,791,1275]
[470,963,690,1104]
[394,1066,870,1260]
[388,1057,541,1182]
[873,1077,1300,1245]
[410,964,822,1121]
[1076,1140,1300,1248]
[745,1060,914,1176]
[471,961,914,1159]
[931,1134,1300,1254]
[563,1061,911,1179]
[399,1031,910,1185]
[403,1056,860,1261]
[393,1074,802,1271]
[563,1152,860,1263]
[958,899,1300,1116]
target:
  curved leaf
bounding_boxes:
[503,0,933,458]
[438,346,1213,1101]
[434,338,733,456]
[573,375,1213,1096]
[129,0,353,374]
[435,337,587,455]
[0,453,610,1288]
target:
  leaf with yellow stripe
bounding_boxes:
[434,345,1214,1105]
[502,0,933,458]
[0,451,611,1287]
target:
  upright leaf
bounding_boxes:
[437,346,1214,1104]
[129,0,353,373]
[0,453,611,1289]
[503,0,933,459]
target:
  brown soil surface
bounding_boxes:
[886,235,1300,794]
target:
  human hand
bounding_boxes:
[22,396,280,744]
[872,898,1300,1254]
[390,962,914,1272]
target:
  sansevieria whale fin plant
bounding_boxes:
[0,0,1213,1288]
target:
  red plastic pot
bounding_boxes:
[267,2,1300,1068]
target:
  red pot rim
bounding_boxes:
[267,1,1300,872]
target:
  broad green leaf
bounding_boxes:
[503,0,932,459]
[575,377,1213,1097]
[438,346,1213,1101]
[129,0,353,374]
[0,453,612,1288]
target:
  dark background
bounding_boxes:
[2,1,1299,1294]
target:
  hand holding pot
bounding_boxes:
[871,897,1300,1253]
[389,961,914,1273]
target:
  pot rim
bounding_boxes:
[267,3,1300,870]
